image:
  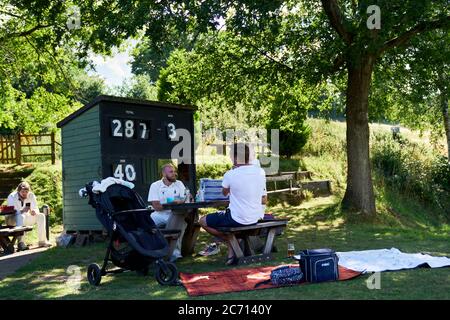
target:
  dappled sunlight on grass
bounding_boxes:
[1,192,449,299]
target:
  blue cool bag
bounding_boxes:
[296,248,339,283]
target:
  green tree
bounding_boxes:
[371,30,449,159]
[114,74,158,100]
[0,1,107,132]
[155,34,316,156]
[4,0,449,216]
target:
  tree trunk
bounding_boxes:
[441,93,450,162]
[342,55,377,216]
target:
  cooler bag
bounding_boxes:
[297,248,339,283]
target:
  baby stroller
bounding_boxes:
[81,181,179,286]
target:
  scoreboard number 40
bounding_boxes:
[113,163,136,182]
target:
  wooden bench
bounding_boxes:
[0,204,51,254]
[0,226,33,254]
[216,219,288,265]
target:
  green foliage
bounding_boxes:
[278,157,304,172]
[3,0,450,216]
[156,43,272,130]
[25,163,63,225]
[371,29,449,134]
[0,1,108,133]
[113,74,158,100]
[372,133,450,217]
[195,163,232,181]
[302,119,347,160]
[156,34,325,157]
[72,73,107,104]
[0,84,80,134]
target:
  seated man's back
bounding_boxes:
[223,164,266,225]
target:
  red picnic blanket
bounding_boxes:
[180,264,362,297]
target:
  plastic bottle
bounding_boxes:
[185,189,191,203]
[195,190,201,202]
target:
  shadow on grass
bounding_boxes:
[0,196,449,300]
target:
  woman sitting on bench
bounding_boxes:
[199,143,267,265]
[5,182,51,251]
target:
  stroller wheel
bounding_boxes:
[87,263,102,286]
[155,261,178,286]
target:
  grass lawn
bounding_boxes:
[1,195,449,300]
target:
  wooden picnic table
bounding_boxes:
[0,226,33,254]
[162,201,229,256]
[0,205,51,254]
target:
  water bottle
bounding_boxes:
[195,190,201,202]
[185,189,191,203]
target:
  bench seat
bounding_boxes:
[0,226,34,254]
[216,219,288,265]
[0,226,33,236]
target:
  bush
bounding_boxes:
[302,119,346,161]
[26,163,62,225]
[371,133,450,217]
[278,124,311,158]
[195,162,232,181]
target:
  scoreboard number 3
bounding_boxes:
[167,122,176,140]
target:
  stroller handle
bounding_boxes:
[111,208,154,216]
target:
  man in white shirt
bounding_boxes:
[5,182,52,251]
[199,143,267,265]
[148,163,187,261]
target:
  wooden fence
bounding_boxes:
[0,133,59,165]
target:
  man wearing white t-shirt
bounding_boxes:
[199,143,267,265]
[147,163,186,261]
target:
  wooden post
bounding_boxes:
[15,134,21,165]
[0,136,3,163]
[51,132,55,164]
[42,204,50,241]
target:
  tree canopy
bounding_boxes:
[1,0,449,215]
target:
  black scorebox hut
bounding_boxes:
[57,95,197,232]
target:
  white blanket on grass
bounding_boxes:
[336,248,450,273]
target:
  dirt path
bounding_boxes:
[0,246,50,280]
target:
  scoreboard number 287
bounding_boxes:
[110,118,151,140]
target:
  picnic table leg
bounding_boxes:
[165,236,178,260]
[228,235,244,259]
[181,209,199,255]
[243,235,255,256]
[263,228,277,255]
[166,209,189,257]
[0,235,9,250]
[0,235,14,254]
